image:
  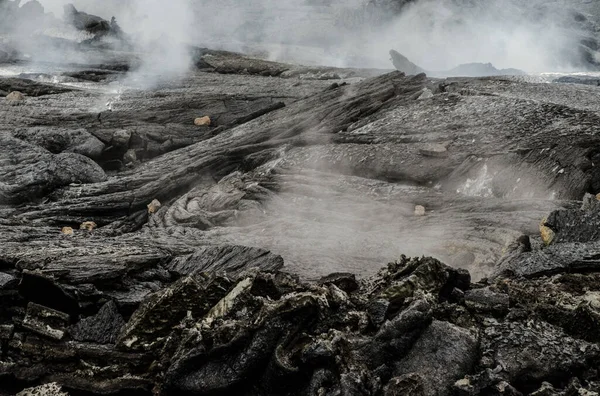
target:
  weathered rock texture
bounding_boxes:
[2,13,600,394]
[3,250,600,395]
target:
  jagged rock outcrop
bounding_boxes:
[2,249,600,395]
[63,4,120,38]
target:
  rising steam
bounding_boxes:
[26,0,596,74]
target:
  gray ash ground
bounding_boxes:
[4,1,600,395]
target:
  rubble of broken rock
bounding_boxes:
[3,246,600,395]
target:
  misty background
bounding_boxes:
[5,0,599,73]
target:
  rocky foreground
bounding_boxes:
[4,202,600,396]
[3,34,600,395]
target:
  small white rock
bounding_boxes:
[418,88,434,100]
[6,91,25,105]
[414,205,426,216]
[147,199,162,214]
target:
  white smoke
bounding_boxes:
[26,0,600,74]
[117,0,194,87]
[361,0,586,72]
[30,0,194,87]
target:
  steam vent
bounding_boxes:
[4,0,600,395]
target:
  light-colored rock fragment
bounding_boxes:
[111,129,131,148]
[17,383,68,396]
[415,205,426,216]
[6,91,25,103]
[194,116,211,126]
[539,218,555,246]
[582,193,600,211]
[123,149,137,165]
[147,199,162,214]
[61,227,74,235]
[418,88,434,100]
[454,377,473,393]
[80,221,97,231]
[583,291,600,310]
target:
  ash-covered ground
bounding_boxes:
[3,1,600,395]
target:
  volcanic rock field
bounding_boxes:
[3,1,600,395]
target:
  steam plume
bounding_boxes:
[26,0,598,74]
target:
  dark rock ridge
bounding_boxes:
[390,49,527,78]
[63,3,125,41]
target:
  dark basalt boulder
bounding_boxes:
[22,302,70,340]
[0,78,74,96]
[117,274,234,351]
[389,50,425,76]
[494,198,600,279]
[464,287,509,316]
[14,128,106,160]
[63,4,110,35]
[69,301,125,344]
[378,256,471,308]
[0,138,108,204]
[395,320,479,396]
[458,320,600,395]
[62,4,126,42]
[318,272,359,292]
[543,195,600,244]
